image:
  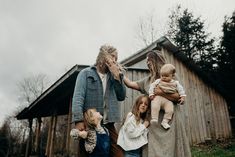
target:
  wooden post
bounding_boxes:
[45,117,53,156]
[66,97,72,154]
[25,119,33,157]
[49,115,57,157]
[35,117,42,155]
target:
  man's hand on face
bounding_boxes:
[105,57,121,81]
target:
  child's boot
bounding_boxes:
[161,119,170,129]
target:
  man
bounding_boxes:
[72,44,126,157]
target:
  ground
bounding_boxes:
[192,138,235,157]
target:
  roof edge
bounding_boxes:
[16,64,89,119]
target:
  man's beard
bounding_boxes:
[103,64,109,73]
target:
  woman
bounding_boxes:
[123,51,191,157]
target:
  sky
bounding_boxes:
[0,0,234,126]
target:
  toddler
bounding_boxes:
[70,108,110,157]
[149,63,186,129]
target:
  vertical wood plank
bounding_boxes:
[66,97,72,153]
[49,116,57,157]
[45,117,53,157]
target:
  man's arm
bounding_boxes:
[106,60,126,101]
[72,70,87,130]
[113,73,126,101]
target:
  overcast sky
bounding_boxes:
[0,0,234,126]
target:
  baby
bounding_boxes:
[149,63,186,129]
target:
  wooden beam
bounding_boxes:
[25,119,33,157]
[45,117,53,156]
[35,117,42,154]
[66,97,72,153]
[49,116,57,157]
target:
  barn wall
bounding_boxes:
[121,48,232,145]
[121,69,149,118]
[127,59,148,69]
[161,48,232,144]
[41,49,232,157]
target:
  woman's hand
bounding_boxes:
[154,86,180,103]
[154,86,162,95]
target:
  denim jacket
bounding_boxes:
[72,66,126,123]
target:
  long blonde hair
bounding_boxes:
[83,108,97,129]
[95,44,117,66]
[146,50,166,82]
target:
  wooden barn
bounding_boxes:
[16,36,232,157]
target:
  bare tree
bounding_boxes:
[136,10,165,48]
[1,115,28,157]
[0,121,10,157]
[17,73,49,106]
[3,73,51,156]
[166,5,182,41]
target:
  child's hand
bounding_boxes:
[144,120,150,128]
[79,130,88,139]
[179,96,186,105]
[149,95,154,100]
[70,129,88,139]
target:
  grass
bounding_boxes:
[192,139,235,157]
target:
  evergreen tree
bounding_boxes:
[218,11,235,77]
[167,6,216,72]
[217,11,235,109]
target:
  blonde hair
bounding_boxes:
[146,50,166,82]
[83,108,97,128]
[95,44,117,65]
[160,63,176,76]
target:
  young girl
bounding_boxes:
[70,108,110,157]
[117,95,150,157]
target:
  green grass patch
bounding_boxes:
[192,140,235,157]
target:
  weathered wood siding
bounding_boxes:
[162,48,232,144]
[121,48,232,145]
[42,47,232,156]
[121,68,149,118]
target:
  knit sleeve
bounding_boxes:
[175,81,186,96]
[136,76,150,95]
[123,113,147,138]
[84,129,96,153]
[149,79,160,96]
